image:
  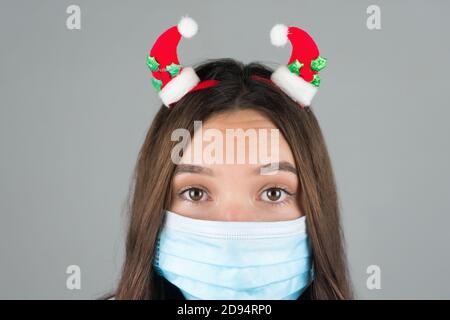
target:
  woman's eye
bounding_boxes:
[260,187,290,203]
[180,187,207,202]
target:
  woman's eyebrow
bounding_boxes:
[256,161,298,175]
[174,164,214,176]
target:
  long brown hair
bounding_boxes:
[113,58,352,299]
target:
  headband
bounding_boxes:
[147,16,327,108]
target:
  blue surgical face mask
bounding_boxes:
[154,210,314,300]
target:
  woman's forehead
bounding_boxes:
[170,109,297,170]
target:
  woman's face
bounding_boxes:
[170,109,302,221]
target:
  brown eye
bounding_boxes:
[188,188,203,201]
[266,188,282,201]
[180,187,207,202]
[260,187,291,204]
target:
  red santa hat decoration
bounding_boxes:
[146,16,218,107]
[147,16,327,108]
[269,23,327,107]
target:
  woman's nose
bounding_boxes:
[214,194,257,221]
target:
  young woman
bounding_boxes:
[110,17,352,300]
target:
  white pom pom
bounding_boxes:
[270,24,289,47]
[178,16,198,38]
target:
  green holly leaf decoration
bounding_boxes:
[165,63,181,77]
[311,74,321,87]
[310,56,327,72]
[146,56,160,71]
[151,77,162,92]
[287,59,304,75]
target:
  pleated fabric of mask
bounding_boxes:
[154,210,314,300]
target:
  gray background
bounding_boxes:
[1,0,449,299]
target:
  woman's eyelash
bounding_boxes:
[265,196,294,207]
[261,186,296,207]
[177,186,209,203]
[272,186,295,196]
[176,186,296,206]
[262,185,295,196]
[178,185,207,193]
